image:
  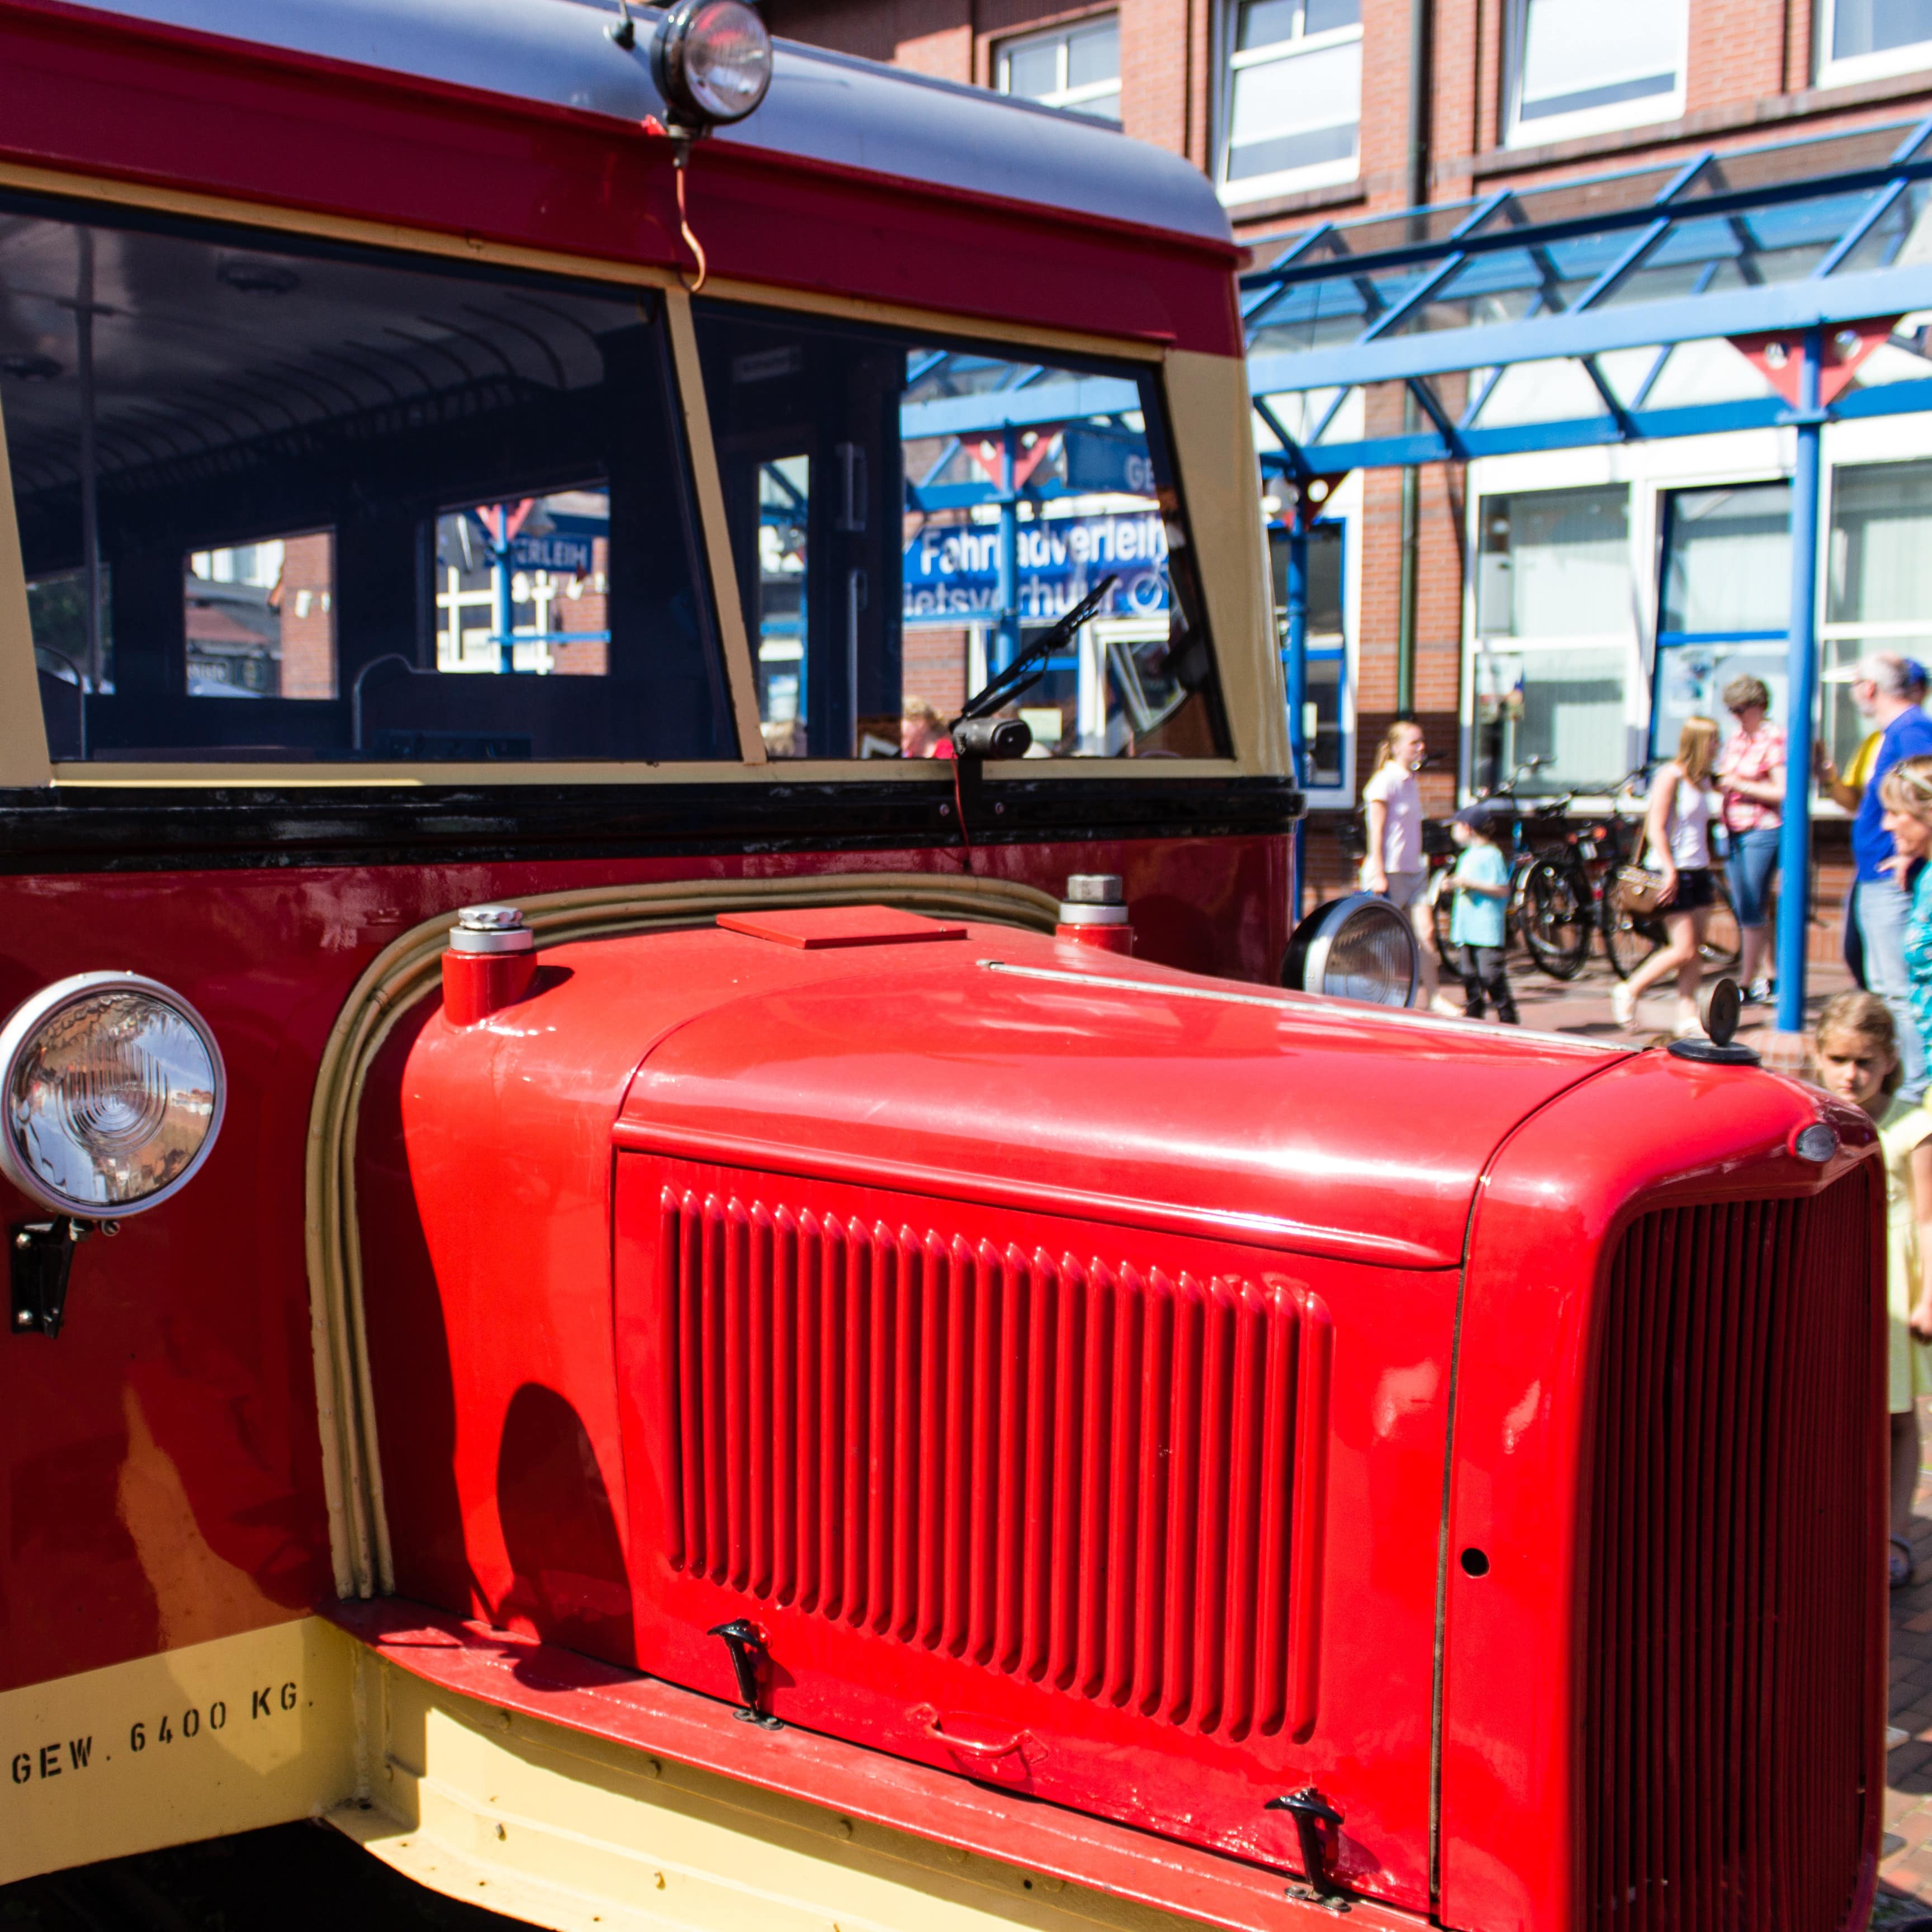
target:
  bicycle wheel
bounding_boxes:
[1601,878,1661,980]
[1517,857,1591,980]
[1700,880,1743,974]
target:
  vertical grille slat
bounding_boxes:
[1581,1176,1878,1932]
[654,1185,1332,1739]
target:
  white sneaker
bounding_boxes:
[1429,995,1462,1019]
[1611,982,1637,1029]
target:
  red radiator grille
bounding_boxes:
[655,1184,1333,1741]
[1581,1176,1878,1931]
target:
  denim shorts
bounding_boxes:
[1727,825,1781,929]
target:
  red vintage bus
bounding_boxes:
[0,3,1887,1931]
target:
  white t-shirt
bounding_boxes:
[1363,763,1423,874]
[1657,770,1712,870]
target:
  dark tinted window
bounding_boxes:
[6,202,728,762]
[693,301,1226,761]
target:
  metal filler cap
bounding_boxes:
[1667,977,1760,1066]
[449,905,535,954]
[1059,874,1129,926]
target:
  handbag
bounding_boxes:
[1616,818,1665,916]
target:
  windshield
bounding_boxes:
[693,301,1227,760]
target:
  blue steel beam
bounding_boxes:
[1777,329,1824,1035]
[1241,126,1932,293]
[1244,260,1932,392]
[901,376,1142,438]
[1255,375,1932,473]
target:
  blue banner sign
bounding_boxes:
[903,512,1169,625]
[510,513,605,577]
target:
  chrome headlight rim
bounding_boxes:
[0,970,228,1219]
[1281,892,1421,1008]
[652,0,775,127]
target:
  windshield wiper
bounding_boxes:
[950,573,1119,727]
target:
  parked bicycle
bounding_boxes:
[1519,763,1742,981]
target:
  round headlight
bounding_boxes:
[652,0,774,127]
[0,973,225,1218]
[1281,893,1420,1008]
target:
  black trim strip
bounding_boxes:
[0,777,1301,874]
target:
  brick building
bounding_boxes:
[768,0,1932,943]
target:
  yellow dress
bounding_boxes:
[1881,1093,1932,1414]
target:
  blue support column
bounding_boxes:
[490,505,517,674]
[1775,329,1824,1036]
[994,430,1018,674]
[1285,506,1310,917]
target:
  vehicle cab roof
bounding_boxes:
[60,0,1234,250]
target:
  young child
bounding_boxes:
[1813,991,1932,1590]
[1447,803,1517,1025]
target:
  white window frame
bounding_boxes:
[1214,0,1362,209]
[994,15,1122,120]
[1817,0,1932,88]
[1501,0,1687,150]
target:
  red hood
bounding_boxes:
[612,917,1626,1270]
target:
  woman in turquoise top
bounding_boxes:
[1883,754,1932,1054]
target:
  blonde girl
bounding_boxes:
[1612,716,1721,1037]
[1361,721,1453,1014]
[1812,991,1932,1588]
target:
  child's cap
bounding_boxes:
[1452,801,1502,831]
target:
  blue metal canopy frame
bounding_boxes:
[1240,115,1932,1035]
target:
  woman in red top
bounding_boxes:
[1715,674,1786,1003]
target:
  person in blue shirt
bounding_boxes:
[1827,654,1932,1104]
[1447,802,1517,1025]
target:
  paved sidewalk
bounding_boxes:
[1441,944,1852,1050]
[1877,1436,1932,1925]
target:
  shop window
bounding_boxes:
[1504,0,1685,147]
[1474,485,1631,792]
[1824,459,1932,769]
[996,17,1121,121]
[1652,482,1790,761]
[12,200,725,764]
[1820,0,1932,86]
[1268,519,1347,793]
[1216,0,1362,203]
[693,302,1226,761]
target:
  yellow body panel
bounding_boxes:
[338,1651,1220,1932]
[0,1617,356,1884]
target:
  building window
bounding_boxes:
[1825,460,1932,766]
[995,17,1121,122]
[1820,0,1932,86]
[1652,482,1791,761]
[1504,0,1685,148]
[1216,0,1362,204]
[1473,485,1632,792]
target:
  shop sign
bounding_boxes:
[903,512,1169,624]
[510,513,604,576]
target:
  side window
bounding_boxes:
[6,204,729,764]
[692,302,1227,761]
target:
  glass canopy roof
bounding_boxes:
[1243,116,1932,476]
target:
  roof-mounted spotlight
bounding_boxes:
[650,0,773,135]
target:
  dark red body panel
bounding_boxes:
[0,0,1243,358]
[0,835,1280,1696]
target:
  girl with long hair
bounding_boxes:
[1811,991,1932,1589]
[1612,715,1721,1036]
[1360,719,1453,1013]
